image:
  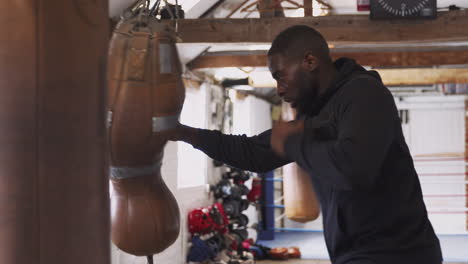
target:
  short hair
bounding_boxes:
[268,25,331,63]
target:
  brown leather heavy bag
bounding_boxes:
[107,16,184,256]
[281,103,320,223]
[283,163,320,222]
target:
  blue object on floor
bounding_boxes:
[249,245,266,259]
[187,236,216,262]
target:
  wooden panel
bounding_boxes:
[0,0,110,264]
[0,1,38,263]
[188,49,468,69]
[174,10,468,43]
[188,53,267,69]
[37,0,110,262]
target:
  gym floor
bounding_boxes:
[256,259,330,264]
[257,260,329,264]
[257,261,466,264]
[256,231,468,263]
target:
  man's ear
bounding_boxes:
[303,52,319,71]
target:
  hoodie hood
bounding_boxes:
[299,57,382,117]
[334,57,382,86]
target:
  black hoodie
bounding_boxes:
[192,58,443,264]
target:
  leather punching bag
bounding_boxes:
[281,103,320,222]
[107,14,183,256]
[283,163,320,222]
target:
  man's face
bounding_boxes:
[267,53,319,110]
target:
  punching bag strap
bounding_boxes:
[152,114,180,132]
[110,161,162,179]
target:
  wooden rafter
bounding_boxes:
[304,0,312,16]
[187,49,468,69]
[173,10,468,43]
[246,68,468,88]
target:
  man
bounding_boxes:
[163,25,443,264]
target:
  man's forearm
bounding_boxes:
[171,126,289,172]
[173,124,200,146]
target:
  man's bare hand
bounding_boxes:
[270,120,304,157]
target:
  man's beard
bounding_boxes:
[294,78,319,116]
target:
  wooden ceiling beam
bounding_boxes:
[375,68,468,86]
[247,68,468,88]
[188,49,468,69]
[174,10,468,43]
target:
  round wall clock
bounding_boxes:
[370,0,437,19]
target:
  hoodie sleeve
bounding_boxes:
[284,76,397,191]
[192,129,291,173]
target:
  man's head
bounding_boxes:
[267,25,333,111]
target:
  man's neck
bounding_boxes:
[318,63,338,96]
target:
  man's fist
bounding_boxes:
[270,120,304,157]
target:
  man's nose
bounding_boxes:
[276,82,285,96]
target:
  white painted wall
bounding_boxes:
[396,95,468,234]
[232,93,272,240]
[232,93,272,137]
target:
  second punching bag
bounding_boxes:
[107,7,184,256]
[281,103,320,223]
[283,163,320,222]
